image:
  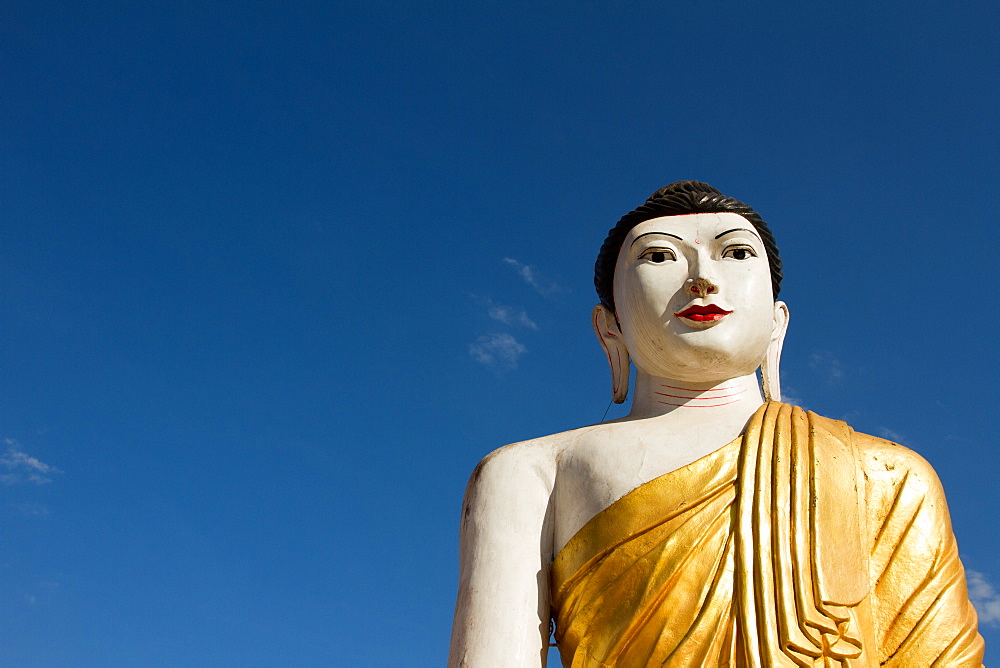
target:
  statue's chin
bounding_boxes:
[634,340,766,383]
[623,311,772,382]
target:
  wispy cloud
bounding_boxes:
[502,257,563,296]
[780,385,805,408]
[469,333,526,371]
[809,350,844,382]
[876,427,909,445]
[967,570,1000,627]
[25,580,60,607]
[11,502,51,517]
[486,301,537,330]
[0,438,61,485]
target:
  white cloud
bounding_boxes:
[967,570,1000,627]
[12,502,51,517]
[24,581,60,607]
[779,385,805,408]
[839,410,862,425]
[809,350,844,381]
[469,294,538,329]
[502,257,563,296]
[469,333,526,371]
[487,303,537,330]
[0,438,61,485]
[877,427,909,445]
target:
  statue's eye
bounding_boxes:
[723,245,756,260]
[641,249,675,263]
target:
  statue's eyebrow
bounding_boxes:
[715,227,763,243]
[630,231,683,247]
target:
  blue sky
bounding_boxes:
[3,2,998,665]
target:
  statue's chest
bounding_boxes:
[552,433,720,554]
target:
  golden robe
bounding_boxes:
[551,402,983,667]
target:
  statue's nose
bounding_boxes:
[688,278,718,298]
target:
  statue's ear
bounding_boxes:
[592,304,630,404]
[761,301,790,403]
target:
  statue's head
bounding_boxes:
[592,181,789,403]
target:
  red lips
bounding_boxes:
[674,304,733,322]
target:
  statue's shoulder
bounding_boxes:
[468,423,606,492]
[807,410,944,497]
[459,425,609,551]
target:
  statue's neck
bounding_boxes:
[626,371,766,423]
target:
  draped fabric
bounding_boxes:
[552,432,741,666]
[550,402,983,667]
[735,402,868,665]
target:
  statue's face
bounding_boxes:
[613,212,781,383]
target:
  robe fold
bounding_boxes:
[551,402,983,667]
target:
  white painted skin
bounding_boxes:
[448,213,789,667]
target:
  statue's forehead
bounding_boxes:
[624,212,751,240]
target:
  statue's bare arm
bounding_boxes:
[448,441,557,667]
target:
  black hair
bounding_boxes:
[594,180,782,313]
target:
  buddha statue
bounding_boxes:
[448,181,984,667]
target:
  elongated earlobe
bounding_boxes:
[761,301,790,403]
[592,305,630,404]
